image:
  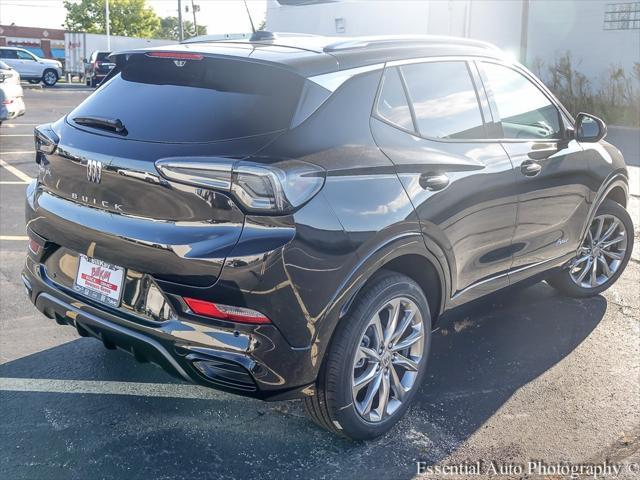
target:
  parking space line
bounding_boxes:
[0,377,229,400]
[0,181,29,185]
[0,134,33,137]
[0,236,28,240]
[1,151,35,155]
[0,158,32,183]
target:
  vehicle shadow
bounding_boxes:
[0,281,606,480]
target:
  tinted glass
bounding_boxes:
[0,49,18,59]
[482,62,561,139]
[96,52,111,61]
[401,61,485,139]
[376,67,414,132]
[69,55,305,143]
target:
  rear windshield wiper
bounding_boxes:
[73,116,127,134]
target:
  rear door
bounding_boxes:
[370,59,518,304]
[477,60,589,280]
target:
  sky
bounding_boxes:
[0,0,267,35]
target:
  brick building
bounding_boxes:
[0,24,65,60]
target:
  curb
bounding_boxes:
[21,83,42,90]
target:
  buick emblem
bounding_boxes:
[86,159,102,183]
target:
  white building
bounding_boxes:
[266,0,640,89]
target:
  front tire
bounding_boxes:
[548,199,633,297]
[42,69,58,87]
[303,272,432,440]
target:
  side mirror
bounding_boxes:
[575,112,607,142]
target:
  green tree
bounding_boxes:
[64,0,160,38]
[156,16,207,40]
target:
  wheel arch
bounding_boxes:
[307,233,448,389]
[605,184,627,208]
[336,236,448,326]
[579,172,629,247]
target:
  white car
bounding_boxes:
[0,47,63,87]
[0,60,26,124]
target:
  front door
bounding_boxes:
[477,61,591,280]
[16,49,40,77]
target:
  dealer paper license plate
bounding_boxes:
[74,255,125,307]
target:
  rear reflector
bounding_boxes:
[183,298,271,324]
[28,238,41,255]
[146,52,204,60]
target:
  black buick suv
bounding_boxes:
[23,34,633,440]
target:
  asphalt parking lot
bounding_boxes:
[1,87,639,479]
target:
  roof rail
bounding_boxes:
[323,35,501,53]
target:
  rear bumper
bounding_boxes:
[22,254,315,401]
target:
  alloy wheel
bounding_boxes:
[352,297,424,422]
[569,214,628,289]
[43,71,57,86]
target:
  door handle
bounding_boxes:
[520,160,542,177]
[420,173,450,191]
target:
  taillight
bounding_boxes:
[2,99,13,104]
[34,123,59,155]
[155,157,326,215]
[183,298,271,324]
[146,52,204,60]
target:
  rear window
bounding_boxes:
[96,52,111,61]
[69,55,305,143]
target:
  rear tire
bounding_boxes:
[547,199,633,297]
[303,271,432,440]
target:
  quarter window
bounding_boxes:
[481,62,561,139]
[375,67,414,132]
[401,61,485,140]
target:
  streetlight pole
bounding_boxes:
[177,0,184,41]
[105,0,111,50]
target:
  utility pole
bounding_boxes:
[177,0,184,41]
[105,0,111,50]
[191,1,199,37]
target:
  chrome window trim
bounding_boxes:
[310,54,574,143]
[386,54,503,68]
[379,55,571,144]
[308,63,385,92]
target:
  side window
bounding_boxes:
[401,61,485,140]
[481,62,561,139]
[17,50,35,61]
[375,67,415,132]
[0,50,18,59]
